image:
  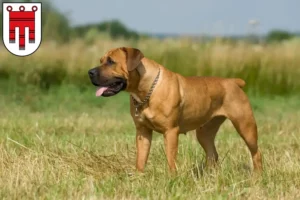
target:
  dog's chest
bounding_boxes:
[134,108,166,133]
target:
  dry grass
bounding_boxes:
[0,83,300,199]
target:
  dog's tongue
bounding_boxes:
[96,87,108,97]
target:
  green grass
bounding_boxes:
[1,82,300,199]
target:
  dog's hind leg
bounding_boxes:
[228,113,262,172]
[224,90,263,172]
[196,116,226,167]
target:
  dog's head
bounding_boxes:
[88,47,144,97]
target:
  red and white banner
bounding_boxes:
[2,2,42,57]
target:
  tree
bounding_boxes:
[266,29,294,43]
[73,20,140,40]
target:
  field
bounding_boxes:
[1,38,300,199]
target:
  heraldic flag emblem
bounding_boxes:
[2,2,42,57]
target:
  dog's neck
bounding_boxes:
[128,58,161,103]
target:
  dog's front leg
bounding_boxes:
[164,127,180,172]
[135,125,153,172]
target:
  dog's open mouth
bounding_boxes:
[96,79,126,97]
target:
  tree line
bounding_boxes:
[0,0,298,43]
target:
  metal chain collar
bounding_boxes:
[131,67,161,115]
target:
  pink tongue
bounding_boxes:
[96,87,109,97]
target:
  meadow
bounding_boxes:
[1,37,300,199]
[1,37,300,96]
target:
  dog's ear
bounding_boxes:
[121,47,144,71]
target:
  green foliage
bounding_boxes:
[41,1,71,42]
[73,20,140,40]
[266,29,294,43]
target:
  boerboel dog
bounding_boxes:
[88,47,263,173]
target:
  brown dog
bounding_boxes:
[88,47,263,173]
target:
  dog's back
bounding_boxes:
[176,75,248,122]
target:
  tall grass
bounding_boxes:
[1,37,300,96]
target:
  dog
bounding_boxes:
[88,47,263,173]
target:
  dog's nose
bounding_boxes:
[88,68,98,77]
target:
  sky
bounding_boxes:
[51,0,299,36]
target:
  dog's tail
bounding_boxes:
[231,78,246,88]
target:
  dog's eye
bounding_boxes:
[107,57,115,65]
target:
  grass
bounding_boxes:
[1,82,300,199]
[1,37,300,96]
[1,36,300,199]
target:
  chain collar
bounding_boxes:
[131,67,161,116]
